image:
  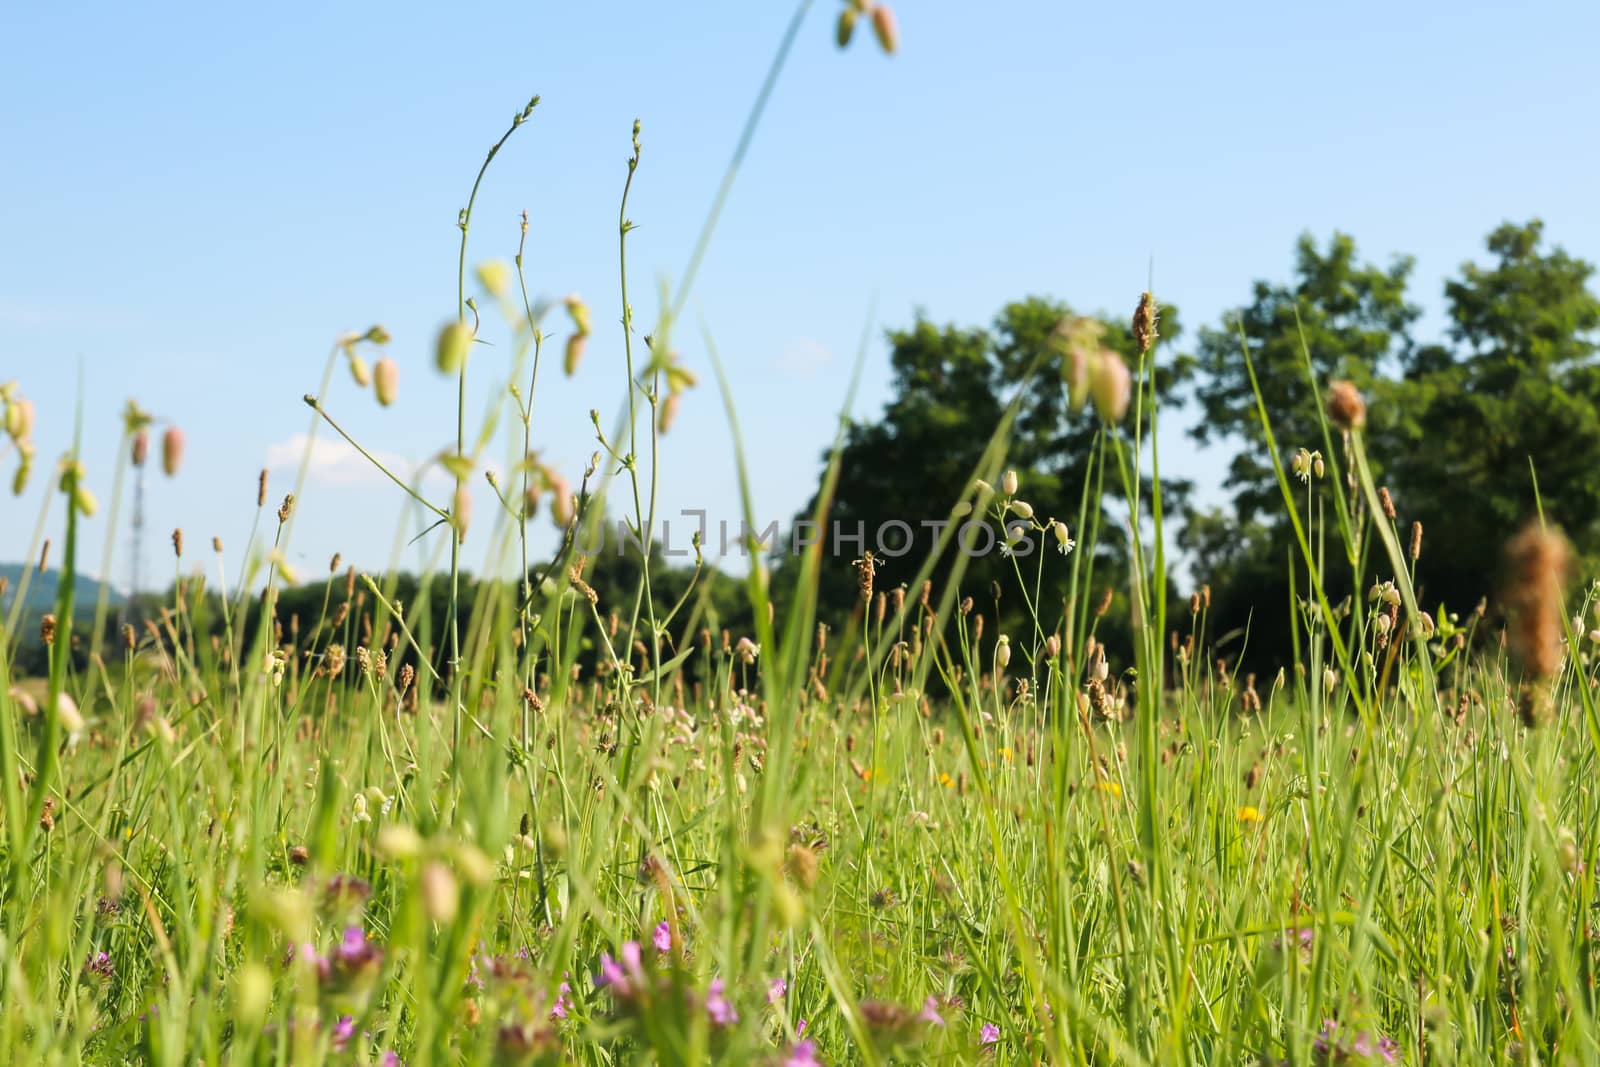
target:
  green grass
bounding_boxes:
[3,6,1600,1064]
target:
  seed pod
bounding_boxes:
[161,427,185,477]
[435,321,472,374]
[348,354,372,387]
[373,358,399,407]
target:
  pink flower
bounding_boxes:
[706,978,739,1026]
[980,1022,1000,1045]
[596,940,644,998]
[550,980,573,1019]
[331,1015,357,1052]
[784,1040,822,1066]
[653,920,672,953]
[918,996,946,1027]
[768,977,788,1003]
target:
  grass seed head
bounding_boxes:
[1327,380,1366,430]
[1132,291,1159,354]
[1503,521,1571,684]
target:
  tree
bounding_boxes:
[788,296,1191,641]
[1382,220,1600,613]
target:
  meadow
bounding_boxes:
[4,5,1600,1065]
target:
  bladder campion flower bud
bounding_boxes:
[452,481,472,543]
[1090,351,1132,422]
[1326,380,1366,430]
[475,259,510,299]
[995,634,1011,669]
[658,391,681,434]
[836,6,858,47]
[420,861,459,923]
[131,430,149,468]
[871,4,898,53]
[4,397,33,441]
[1002,469,1018,496]
[436,321,472,374]
[348,354,371,387]
[1009,499,1034,520]
[564,332,587,376]
[373,358,399,407]
[161,427,185,477]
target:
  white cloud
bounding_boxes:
[773,337,834,377]
[265,432,447,489]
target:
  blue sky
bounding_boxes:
[3,1,1598,589]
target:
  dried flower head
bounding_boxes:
[1326,380,1366,430]
[1503,521,1571,685]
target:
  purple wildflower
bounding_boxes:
[707,978,739,1026]
[1313,1019,1399,1064]
[654,920,672,953]
[84,951,114,980]
[379,1053,403,1067]
[768,977,788,1004]
[550,980,573,1020]
[330,1015,357,1052]
[596,940,644,998]
[918,996,946,1027]
[783,1040,822,1067]
[980,1022,1000,1045]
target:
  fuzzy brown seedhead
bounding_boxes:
[1326,380,1366,431]
[1502,521,1571,688]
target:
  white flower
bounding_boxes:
[1051,520,1075,556]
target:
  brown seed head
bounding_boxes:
[1378,486,1396,520]
[1409,521,1423,561]
[1502,522,1571,685]
[1326,380,1366,430]
[1132,291,1159,354]
[172,528,183,558]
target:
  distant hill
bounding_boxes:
[1,563,125,639]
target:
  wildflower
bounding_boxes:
[1050,520,1075,555]
[995,634,1011,669]
[768,977,788,1003]
[84,951,114,980]
[348,354,371,387]
[784,1040,822,1067]
[550,980,574,1019]
[1313,1018,1398,1064]
[1095,780,1121,798]
[918,996,946,1026]
[131,430,149,467]
[836,7,858,48]
[1237,805,1263,823]
[1001,469,1018,496]
[331,1015,357,1052]
[706,978,739,1026]
[1008,499,1033,520]
[476,260,510,298]
[1291,447,1313,483]
[597,940,645,1001]
[980,1022,1000,1045]
[735,637,761,665]
[56,692,85,735]
[653,920,672,953]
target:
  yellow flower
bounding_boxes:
[998,747,1013,763]
[937,772,954,789]
[1095,781,1121,798]
[1237,805,1263,823]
